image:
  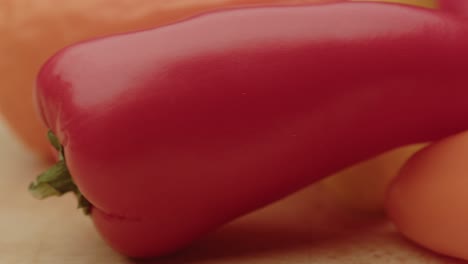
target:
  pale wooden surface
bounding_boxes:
[0,116,465,264]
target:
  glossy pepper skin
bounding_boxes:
[0,0,438,158]
[0,0,439,215]
[34,2,468,258]
[0,0,332,159]
[439,0,468,15]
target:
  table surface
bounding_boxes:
[0,117,465,264]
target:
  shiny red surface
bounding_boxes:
[439,0,468,16]
[35,2,468,258]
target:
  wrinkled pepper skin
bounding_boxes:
[35,2,468,258]
[0,0,331,158]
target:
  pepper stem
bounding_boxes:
[29,131,91,215]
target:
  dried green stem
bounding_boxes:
[29,131,91,215]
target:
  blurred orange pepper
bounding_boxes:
[351,0,437,7]
[0,0,333,160]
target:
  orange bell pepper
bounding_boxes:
[0,0,333,159]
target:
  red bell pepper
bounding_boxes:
[30,1,468,258]
[439,0,468,15]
